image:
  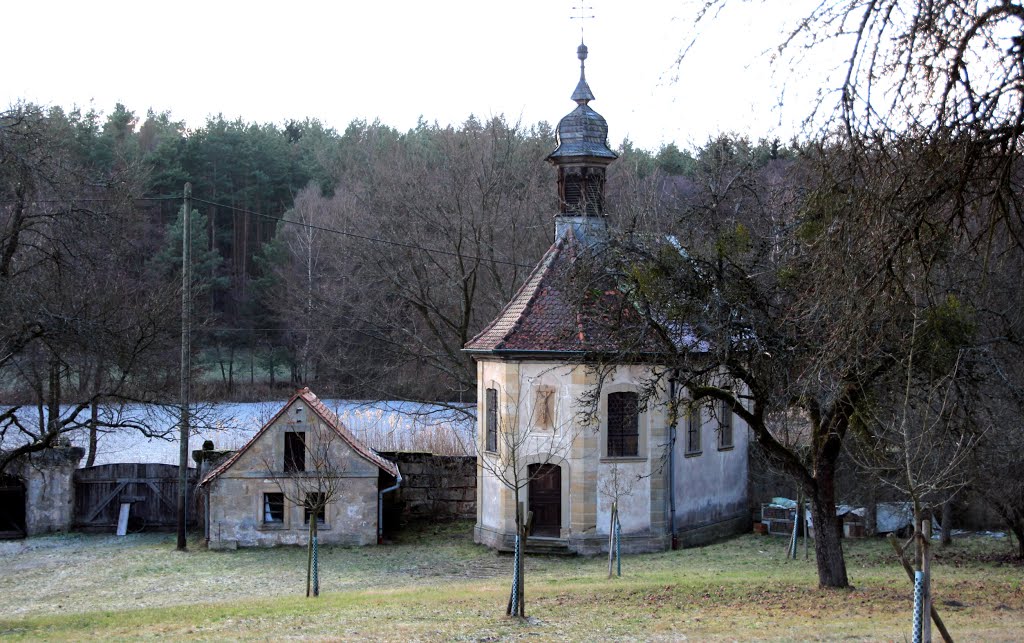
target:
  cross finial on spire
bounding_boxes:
[570,4,595,40]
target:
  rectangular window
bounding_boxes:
[719,400,734,449]
[686,405,702,455]
[535,387,554,429]
[485,388,498,452]
[263,492,284,524]
[607,392,639,457]
[304,492,325,525]
[284,431,305,472]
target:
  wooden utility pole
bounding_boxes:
[177,182,192,551]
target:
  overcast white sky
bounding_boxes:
[3,0,840,151]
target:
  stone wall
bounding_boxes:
[379,452,476,520]
[6,447,84,536]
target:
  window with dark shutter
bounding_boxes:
[607,392,639,457]
[564,176,582,213]
[486,388,498,452]
[686,405,702,455]
[584,177,602,216]
[719,400,734,449]
[284,432,305,472]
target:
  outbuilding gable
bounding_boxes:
[201,387,397,486]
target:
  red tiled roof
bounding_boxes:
[465,227,656,355]
[200,387,398,485]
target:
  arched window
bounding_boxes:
[607,392,639,457]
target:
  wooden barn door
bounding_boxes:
[0,474,26,539]
[74,463,198,532]
[528,464,561,538]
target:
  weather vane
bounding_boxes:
[571,4,595,39]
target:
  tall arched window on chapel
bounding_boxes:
[607,392,639,457]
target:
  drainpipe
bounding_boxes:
[204,485,210,542]
[377,467,402,544]
[668,375,678,550]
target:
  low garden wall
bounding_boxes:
[379,451,475,521]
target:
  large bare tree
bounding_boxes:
[256,118,555,403]
[0,104,178,472]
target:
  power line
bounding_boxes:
[0,195,178,206]
[189,195,534,269]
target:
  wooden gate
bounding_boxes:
[74,463,198,532]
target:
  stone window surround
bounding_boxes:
[262,491,285,526]
[255,485,333,531]
[519,454,571,537]
[283,430,307,473]
[599,383,648,461]
[484,385,498,453]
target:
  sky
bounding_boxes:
[3,0,841,152]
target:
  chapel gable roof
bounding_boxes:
[200,387,398,485]
[464,227,659,355]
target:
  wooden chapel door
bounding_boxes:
[528,463,561,537]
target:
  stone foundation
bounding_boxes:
[475,523,672,556]
[476,507,749,556]
[674,511,751,548]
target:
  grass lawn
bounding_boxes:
[0,521,1021,641]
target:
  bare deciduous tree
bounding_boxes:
[261,427,348,598]
[0,105,178,472]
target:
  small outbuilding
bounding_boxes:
[200,387,399,548]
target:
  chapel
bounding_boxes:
[464,42,749,554]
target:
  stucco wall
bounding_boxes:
[475,358,750,554]
[206,397,383,548]
[208,475,378,546]
[596,459,650,535]
[475,360,683,553]
[672,395,750,537]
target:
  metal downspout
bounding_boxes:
[377,467,402,544]
[204,485,210,542]
[669,376,678,549]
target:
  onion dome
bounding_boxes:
[548,42,617,161]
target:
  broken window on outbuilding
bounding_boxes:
[263,492,284,524]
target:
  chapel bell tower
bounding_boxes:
[547,41,617,219]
